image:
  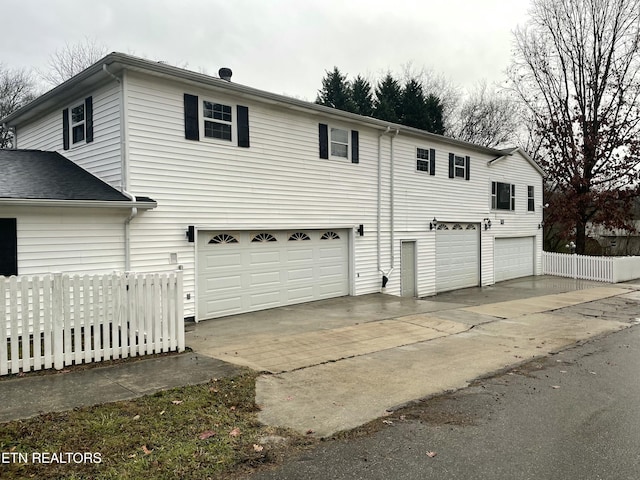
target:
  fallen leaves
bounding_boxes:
[171,400,183,405]
[551,385,561,389]
[229,427,241,437]
[426,451,437,458]
[253,444,264,452]
[142,445,153,455]
[198,430,216,440]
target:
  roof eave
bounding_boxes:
[3,52,508,157]
[0,198,157,209]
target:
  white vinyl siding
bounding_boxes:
[5,207,126,275]
[17,82,123,188]
[124,72,380,317]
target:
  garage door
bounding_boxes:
[494,237,535,282]
[436,223,479,292]
[197,230,349,319]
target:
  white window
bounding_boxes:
[454,155,466,178]
[202,100,233,141]
[330,127,349,158]
[70,103,85,144]
[416,148,429,172]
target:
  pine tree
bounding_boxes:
[400,78,427,130]
[424,94,445,135]
[315,67,354,112]
[350,75,374,117]
[373,73,402,123]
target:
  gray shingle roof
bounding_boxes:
[0,149,144,202]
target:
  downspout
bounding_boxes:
[377,127,391,287]
[103,64,136,271]
[386,129,400,282]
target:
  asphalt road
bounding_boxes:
[249,323,640,480]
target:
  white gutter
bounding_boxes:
[120,189,138,271]
[104,64,137,271]
[0,198,156,209]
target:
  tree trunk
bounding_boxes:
[575,220,587,254]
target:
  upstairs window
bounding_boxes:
[319,123,359,163]
[71,104,85,144]
[203,101,233,141]
[448,153,470,180]
[62,96,93,150]
[527,186,535,211]
[416,147,436,175]
[330,127,349,158]
[492,181,515,211]
[183,93,250,147]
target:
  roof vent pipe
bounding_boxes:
[218,68,232,81]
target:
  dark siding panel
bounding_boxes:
[184,93,200,141]
[0,218,17,276]
[351,130,359,163]
[429,148,436,176]
[319,123,329,159]
[237,105,250,148]
[62,109,69,150]
[85,96,94,143]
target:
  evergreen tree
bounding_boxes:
[400,78,427,130]
[350,75,374,117]
[424,94,445,135]
[373,73,402,123]
[315,67,354,112]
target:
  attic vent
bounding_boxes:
[219,68,232,81]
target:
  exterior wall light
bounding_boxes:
[483,218,492,230]
[430,218,438,230]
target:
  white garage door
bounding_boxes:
[494,237,535,282]
[436,223,480,292]
[197,230,349,319]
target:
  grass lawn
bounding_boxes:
[0,370,315,479]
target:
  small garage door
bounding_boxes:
[436,223,480,292]
[197,229,349,319]
[494,237,535,282]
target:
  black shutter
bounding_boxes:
[62,108,69,150]
[237,105,250,148]
[184,93,200,141]
[429,148,436,176]
[85,96,94,143]
[465,155,470,180]
[448,153,454,178]
[319,123,329,159]
[0,218,17,276]
[351,130,359,163]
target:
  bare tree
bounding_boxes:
[0,64,37,148]
[509,0,640,254]
[39,38,109,86]
[452,81,522,148]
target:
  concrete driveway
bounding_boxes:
[185,276,640,437]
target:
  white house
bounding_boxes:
[1,53,544,321]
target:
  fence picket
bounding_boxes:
[0,279,7,376]
[1,271,184,376]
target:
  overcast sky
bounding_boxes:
[3,0,532,100]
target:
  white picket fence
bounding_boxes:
[1,271,184,375]
[542,251,640,283]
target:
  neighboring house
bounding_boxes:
[588,221,640,256]
[1,53,544,321]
